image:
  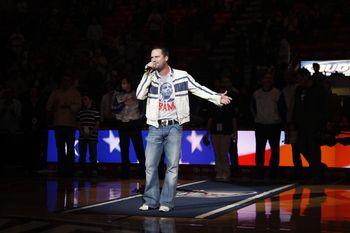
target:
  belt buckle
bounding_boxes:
[160,120,168,126]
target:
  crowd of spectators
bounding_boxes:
[0,0,349,174]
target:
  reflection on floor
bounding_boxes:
[1,172,350,233]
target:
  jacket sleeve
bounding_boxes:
[187,74,222,106]
[136,73,153,100]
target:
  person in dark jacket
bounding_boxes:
[293,68,329,184]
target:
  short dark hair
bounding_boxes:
[120,76,135,91]
[81,91,93,99]
[152,45,169,57]
[312,63,320,69]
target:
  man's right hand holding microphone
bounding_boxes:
[144,62,157,73]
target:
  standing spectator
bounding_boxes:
[113,77,145,179]
[0,87,22,167]
[0,87,22,134]
[293,69,329,184]
[311,63,325,79]
[251,72,286,179]
[222,76,240,177]
[21,87,47,171]
[100,80,118,128]
[205,76,239,180]
[46,74,81,176]
[76,93,100,176]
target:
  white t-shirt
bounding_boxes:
[158,74,177,120]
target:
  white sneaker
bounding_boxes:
[159,205,170,212]
[139,204,150,211]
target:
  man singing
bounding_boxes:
[136,46,232,212]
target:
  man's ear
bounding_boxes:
[165,56,169,62]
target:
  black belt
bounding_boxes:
[158,119,179,126]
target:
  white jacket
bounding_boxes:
[136,67,222,127]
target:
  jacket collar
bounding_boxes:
[155,67,174,79]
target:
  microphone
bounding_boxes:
[144,66,154,73]
[144,63,156,73]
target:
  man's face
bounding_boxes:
[261,74,273,89]
[121,78,131,92]
[160,82,172,99]
[82,96,92,107]
[61,76,72,89]
[151,49,168,70]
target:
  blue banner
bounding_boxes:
[47,129,216,165]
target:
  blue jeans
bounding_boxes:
[142,124,183,208]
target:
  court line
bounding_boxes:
[195,183,297,219]
[63,180,208,213]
